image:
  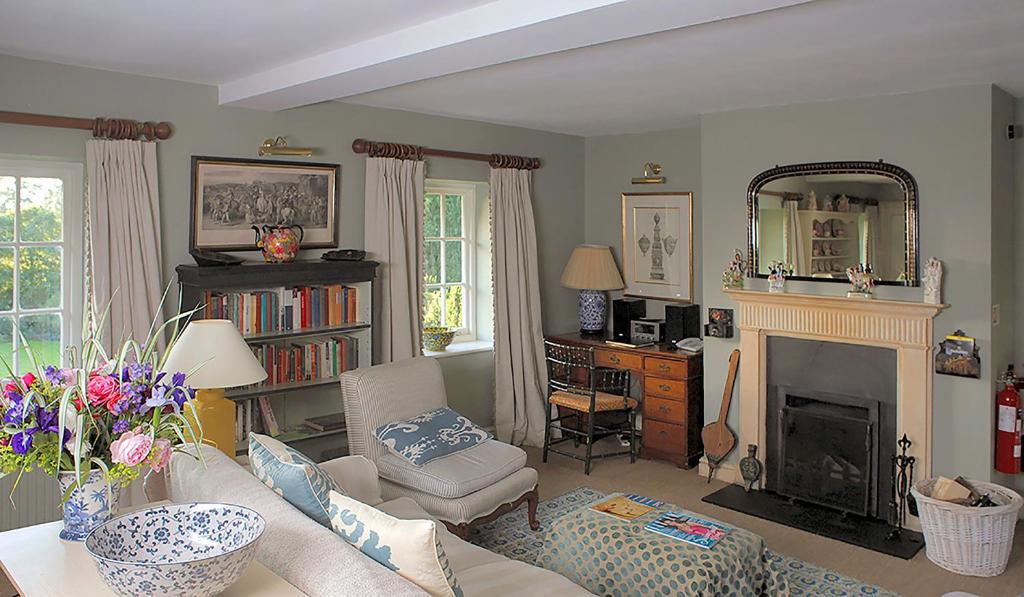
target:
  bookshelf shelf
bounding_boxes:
[177,260,377,463]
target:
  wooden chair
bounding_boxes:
[543,339,638,475]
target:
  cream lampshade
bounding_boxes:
[162,320,268,457]
[560,244,624,335]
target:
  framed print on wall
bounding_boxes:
[190,156,340,251]
[621,192,694,302]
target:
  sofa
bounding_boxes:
[165,446,592,597]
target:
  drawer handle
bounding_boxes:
[658,405,670,414]
[658,363,671,372]
[659,431,668,438]
[658,384,671,392]
[609,354,621,364]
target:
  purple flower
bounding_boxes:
[10,431,33,455]
[43,365,62,387]
[112,418,130,434]
[34,407,60,434]
[145,385,173,410]
[2,399,26,425]
[171,372,186,387]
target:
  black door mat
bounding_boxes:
[702,484,924,559]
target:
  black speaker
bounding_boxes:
[612,299,646,342]
[664,304,701,345]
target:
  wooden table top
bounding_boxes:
[547,332,703,360]
[0,511,306,597]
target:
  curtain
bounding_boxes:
[864,204,880,269]
[86,139,163,352]
[783,200,806,276]
[364,157,424,363]
[491,167,547,447]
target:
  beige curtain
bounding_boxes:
[364,157,424,363]
[86,139,163,352]
[783,200,806,275]
[491,167,547,447]
[864,204,880,269]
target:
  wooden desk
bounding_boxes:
[0,513,307,596]
[547,333,704,468]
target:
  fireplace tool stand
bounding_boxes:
[887,433,915,540]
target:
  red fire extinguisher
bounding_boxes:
[995,365,1022,474]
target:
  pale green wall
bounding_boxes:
[0,54,586,425]
[583,128,702,320]
[700,85,1000,481]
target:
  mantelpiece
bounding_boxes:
[703,289,946,528]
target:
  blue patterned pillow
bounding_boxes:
[249,433,341,527]
[375,407,491,466]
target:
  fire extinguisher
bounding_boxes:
[995,364,1022,474]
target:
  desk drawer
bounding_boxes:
[644,357,691,380]
[595,349,642,370]
[643,419,686,455]
[644,395,687,425]
[644,375,686,399]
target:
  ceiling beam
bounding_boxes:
[218,0,816,111]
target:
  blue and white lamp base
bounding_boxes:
[578,289,607,335]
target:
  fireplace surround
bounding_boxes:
[702,289,946,533]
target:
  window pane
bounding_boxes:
[0,177,14,242]
[445,285,464,330]
[19,246,61,309]
[444,240,463,283]
[423,287,443,327]
[0,248,11,311]
[424,240,441,285]
[444,194,463,237]
[20,177,63,242]
[18,313,61,373]
[0,316,12,374]
[424,193,441,237]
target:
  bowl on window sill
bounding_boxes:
[423,327,456,352]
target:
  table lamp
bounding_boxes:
[162,319,268,457]
[561,244,624,335]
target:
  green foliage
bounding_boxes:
[0,205,63,315]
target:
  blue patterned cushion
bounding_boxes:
[375,407,491,466]
[327,491,462,597]
[248,433,341,527]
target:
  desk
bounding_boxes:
[0,514,307,596]
[547,333,703,468]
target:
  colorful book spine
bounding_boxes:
[203,285,360,336]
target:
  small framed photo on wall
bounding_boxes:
[621,192,694,302]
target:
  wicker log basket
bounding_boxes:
[911,478,1022,577]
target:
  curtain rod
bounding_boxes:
[352,138,541,170]
[0,110,173,140]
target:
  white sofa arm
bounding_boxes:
[318,455,384,506]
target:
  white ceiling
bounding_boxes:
[2,0,1024,136]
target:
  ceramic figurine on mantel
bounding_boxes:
[722,249,746,290]
[766,261,791,293]
[846,263,877,299]
[923,257,943,304]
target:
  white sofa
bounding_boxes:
[166,446,592,597]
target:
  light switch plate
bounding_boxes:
[992,304,1001,326]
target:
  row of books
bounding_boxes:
[235,396,281,444]
[203,285,360,336]
[250,335,360,386]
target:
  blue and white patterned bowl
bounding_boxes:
[85,502,266,597]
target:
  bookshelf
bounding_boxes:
[177,260,378,463]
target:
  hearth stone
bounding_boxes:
[702,484,924,559]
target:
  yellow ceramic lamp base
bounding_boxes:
[187,388,236,458]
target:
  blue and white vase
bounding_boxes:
[578,289,607,334]
[57,470,120,541]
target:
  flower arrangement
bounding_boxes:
[0,295,203,506]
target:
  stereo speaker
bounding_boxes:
[611,299,646,342]
[664,304,701,345]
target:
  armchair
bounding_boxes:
[341,357,540,539]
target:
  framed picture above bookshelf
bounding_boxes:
[176,260,378,462]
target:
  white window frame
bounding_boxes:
[0,159,83,373]
[424,180,477,342]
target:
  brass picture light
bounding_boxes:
[259,136,313,157]
[631,162,666,184]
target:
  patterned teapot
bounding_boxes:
[252,224,303,263]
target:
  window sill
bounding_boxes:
[423,340,494,359]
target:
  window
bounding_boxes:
[423,182,476,341]
[0,160,82,374]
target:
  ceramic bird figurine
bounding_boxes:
[739,444,763,492]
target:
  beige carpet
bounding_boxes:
[527,445,1024,597]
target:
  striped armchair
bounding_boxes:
[341,357,540,539]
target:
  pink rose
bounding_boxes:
[86,374,121,408]
[20,372,35,389]
[110,427,153,467]
[148,438,172,472]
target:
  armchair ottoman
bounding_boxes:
[341,357,540,539]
